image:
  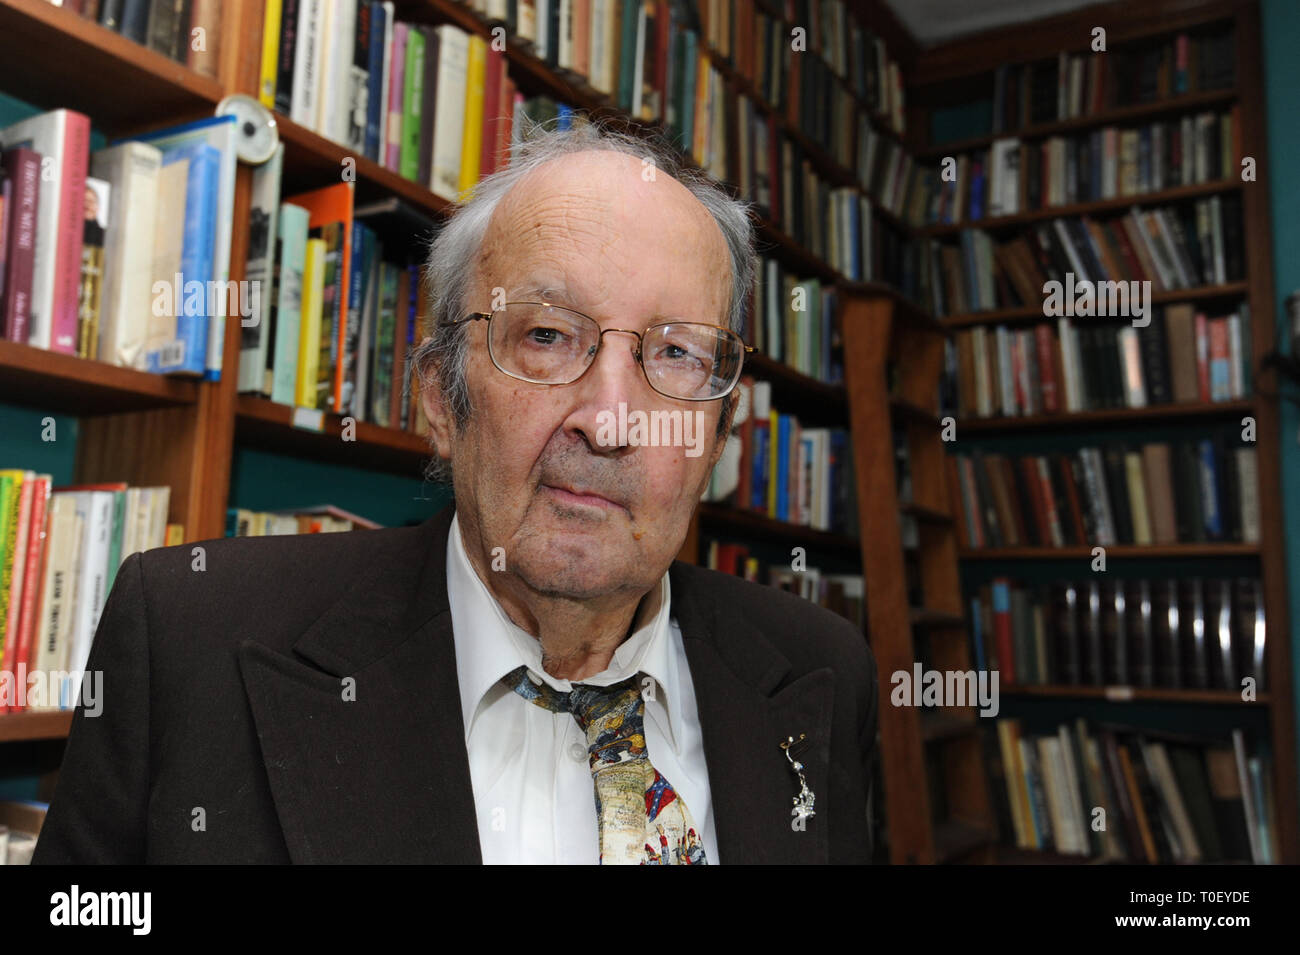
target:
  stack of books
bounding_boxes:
[0,470,178,713]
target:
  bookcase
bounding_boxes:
[0,0,1291,867]
[906,0,1296,863]
[0,0,955,861]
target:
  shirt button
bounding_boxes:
[569,742,588,762]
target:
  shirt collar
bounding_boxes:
[445,512,682,750]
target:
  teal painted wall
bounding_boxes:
[228,448,450,529]
[1260,0,1300,801]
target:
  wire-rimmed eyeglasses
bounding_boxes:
[440,301,753,401]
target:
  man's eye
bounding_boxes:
[526,326,567,346]
[659,343,705,364]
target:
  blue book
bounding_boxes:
[341,221,370,416]
[969,160,986,220]
[148,142,218,375]
[776,414,791,521]
[365,2,387,161]
[557,104,574,130]
[680,31,698,155]
[970,596,987,672]
[1198,439,1222,539]
[752,424,768,511]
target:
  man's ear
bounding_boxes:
[706,392,738,471]
[416,339,455,462]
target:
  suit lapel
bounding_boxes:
[237,504,832,864]
[671,563,833,864]
[238,506,483,863]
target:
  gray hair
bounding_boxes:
[409,115,756,483]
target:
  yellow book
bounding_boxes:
[691,53,709,163]
[165,524,185,546]
[296,238,326,408]
[458,34,488,199]
[766,409,778,518]
[259,0,283,108]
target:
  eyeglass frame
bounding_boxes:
[439,300,755,402]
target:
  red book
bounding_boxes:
[0,147,39,342]
[1035,324,1059,412]
[991,577,1016,685]
[479,45,504,177]
[1019,456,1048,546]
[1057,454,1089,545]
[1195,312,1211,402]
[3,475,49,712]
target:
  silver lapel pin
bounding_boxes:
[780,734,816,821]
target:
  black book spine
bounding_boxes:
[1102,446,1134,543]
[1139,307,1173,404]
[275,0,301,115]
[121,0,149,42]
[100,0,125,29]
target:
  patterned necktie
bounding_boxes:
[501,665,708,865]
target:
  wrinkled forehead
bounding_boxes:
[475,151,732,309]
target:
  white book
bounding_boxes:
[239,143,285,394]
[120,488,143,565]
[271,203,311,403]
[558,0,573,69]
[31,496,81,711]
[90,141,163,370]
[589,0,609,95]
[130,116,239,381]
[630,0,647,116]
[65,491,114,709]
[292,0,325,129]
[322,0,358,146]
[0,109,87,352]
[377,2,395,161]
[1057,319,1082,412]
[1055,726,1089,855]
[537,0,550,60]
[148,487,170,550]
[429,25,471,201]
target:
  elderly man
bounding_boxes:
[32,121,878,865]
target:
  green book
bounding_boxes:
[400,28,426,182]
[616,0,640,113]
[103,489,126,595]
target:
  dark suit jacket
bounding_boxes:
[32,504,879,863]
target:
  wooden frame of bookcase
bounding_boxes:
[839,287,998,863]
[905,0,1298,863]
[4,0,965,852]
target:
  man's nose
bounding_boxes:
[564,328,647,453]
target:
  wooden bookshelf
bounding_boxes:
[960,543,1261,559]
[910,0,1297,865]
[1001,684,1270,705]
[0,339,200,415]
[955,398,1254,433]
[942,281,1250,328]
[917,180,1241,237]
[913,88,1239,160]
[0,711,74,743]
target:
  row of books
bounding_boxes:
[0,111,238,378]
[692,0,906,136]
[261,7,553,201]
[988,29,1235,133]
[947,304,1253,419]
[702,378,857,534]
[969,576,1266,692]
[239,161,437,432]
[54,0,222,78]
[928,199,1245,317]
[0,471,178,713]
[927,109,1238,224]
[948,442,1259,549]
[985,720,1276,864]
[701,536,865,631]
[225,504,382,536]
[746,260,840,382]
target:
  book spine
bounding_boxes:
[1,148,39,343]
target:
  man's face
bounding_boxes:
[424,150,734,605]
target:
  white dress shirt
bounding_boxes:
[445,512,719,864]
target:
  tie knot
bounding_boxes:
[501,666,643,730]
